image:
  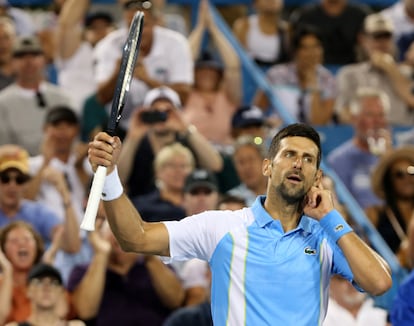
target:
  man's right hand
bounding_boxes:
[88,132,122,175]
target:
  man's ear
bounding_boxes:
[314,169,323,185]
[262,158,272,177]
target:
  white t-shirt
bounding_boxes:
[56,41,96,114]
[323,298,387,326]
[93,25,194,128]
[382,2,414,42]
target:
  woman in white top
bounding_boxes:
[232,0,290,69]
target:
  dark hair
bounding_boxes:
[0,221,45,265]
[194,51,224,91]
[291,24,323,53]
[267,123,321,167]
[217,194,246,209]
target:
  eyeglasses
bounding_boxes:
[0,174,29,185]
[392,169,414,180]
[189,188,214,196]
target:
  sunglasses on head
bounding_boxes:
[0,173,29,185]
[189,187,214,196]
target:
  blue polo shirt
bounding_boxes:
[165,196,355,326]
[0,200,60,245]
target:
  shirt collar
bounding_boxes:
[251,195,313,234]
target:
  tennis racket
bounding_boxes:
[81,11,145,231]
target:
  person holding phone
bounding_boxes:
[117,86,222,197]
[88,122,391,325]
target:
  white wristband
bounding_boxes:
[101,166,123,201]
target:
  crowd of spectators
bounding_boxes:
[0,0,413,324]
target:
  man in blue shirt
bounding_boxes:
[0,144,79,253]
[88,123,392,325]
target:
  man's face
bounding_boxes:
[85,18,114,47]
[353,96,388,141]
[233,145,266,190]
[28,276,63,310]
[148,99,176,135]
[12,53,45,81]
[0,169,28,211]
[156,154,193,192]
[264,137,319,204]
[44,121,79,155]
[184,186,219,215]
[363,32,394,56]
[194,67,222,92]
[295,34,323,68]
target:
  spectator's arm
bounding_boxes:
[96,58,121,105]
[253,89,270,112]
[187,1,206,60]
[169,109,223,172]
[308,92,335,125]
[0,249,13,325]
[145,255,185,309]
[183,125,223,171]
[117,109,149,184]
[373,54,414,109]
[40,168,81,253]
[55,0,89,60]
[232,16,248,49]
[72,231,110,320]
[206,2,241,105]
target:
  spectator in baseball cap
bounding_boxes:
[231,105,267,141]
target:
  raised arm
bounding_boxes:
[145,255,185,308]
[55,0,90,60]
[72,229,110,319]
[117,108,149,184]
[168,108,223,172]
[88,132,170,255]
[189,0,241,104]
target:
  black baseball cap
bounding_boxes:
[184,169,218,193]
[28,263,63,285]
[232,105,265,129]
[195,52,224,72]
[45,106,79,125]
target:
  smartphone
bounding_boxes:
[140,110,168,124]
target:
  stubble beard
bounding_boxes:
[276,181,307,205]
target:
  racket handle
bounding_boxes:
[81,165,107,231]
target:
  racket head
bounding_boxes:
[107,11,145,135]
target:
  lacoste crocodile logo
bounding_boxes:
[304,246,317,255]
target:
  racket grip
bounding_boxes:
[81,165,107,231]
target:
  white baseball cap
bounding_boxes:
[143,86,182,108]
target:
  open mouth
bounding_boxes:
[17,248,29,258]
[286,173,303,183]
